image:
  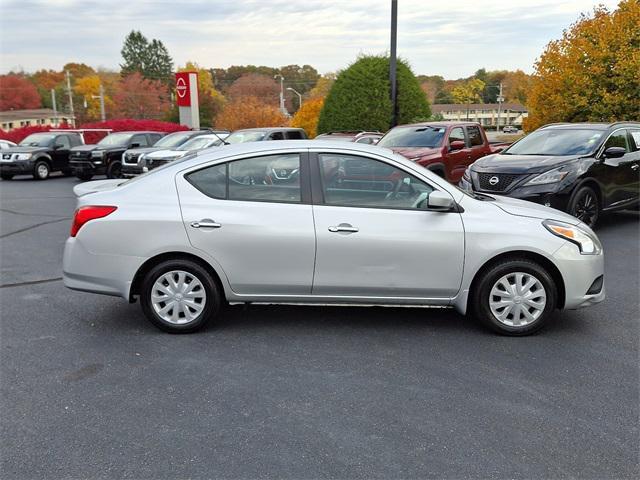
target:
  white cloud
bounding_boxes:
[0,0,621,78]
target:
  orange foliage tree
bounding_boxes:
[113,73,171,119]
[0,75,41,110]
[215,96,287,131]
[524,0,640,131]
[290,97,324,138]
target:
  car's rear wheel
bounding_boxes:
[471,259,557,336]
[140,259,221,333]
[568,185,599,228]
[0,173,13,180]
[33,161,50,180]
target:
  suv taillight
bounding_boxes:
[70,206,117,237]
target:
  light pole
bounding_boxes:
[286,87,303,110]
[486,83,504,131]
[90,83,106,122]
[274,74,286,115]
[389,0,398,128]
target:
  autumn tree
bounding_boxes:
[74,75,114,122]
[63,63,96,79]
[120,31,173,83]
[215,96,287,131]
[227,73,280,106]
[113,73,171,119]
[290,97,324,137]
[318,55,430,133]
[525,0,640,131]
[0,75,41,110]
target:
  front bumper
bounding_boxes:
[121,163,145,177]
[70,159,105,175]
[551,242,605,309]
[0,160,34,174]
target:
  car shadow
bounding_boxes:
[596,209,639,233]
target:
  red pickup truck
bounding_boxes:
[377,122,508,183]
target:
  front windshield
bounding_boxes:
[378,126,446,148]
[178,137,220,151]
[98,133,133,147]
[152,133,193,148]
[504,129,604,156]
[19,133,54,147]
[225,131,266,144]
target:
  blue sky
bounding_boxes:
[0,0,621,78]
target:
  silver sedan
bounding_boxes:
[63,141,605,335]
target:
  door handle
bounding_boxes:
[190,220,221,229]
[328,224,359,233]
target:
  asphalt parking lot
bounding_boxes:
[1,174,639,479]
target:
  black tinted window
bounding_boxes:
[187,164,226,199]
[286,130,304,139]
[319,154,433,210]
[467,126,483,146]
[603,130,629,152]
[269,132,285,140]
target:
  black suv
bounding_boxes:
[0,132,83,180]
[460,122,640,227]
[121,129,229,177]
[70,131,164,180]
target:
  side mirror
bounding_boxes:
[450,140,465,151]
[130,143,141,148]
[53,144,64,150]
[603,146,625,159]
[426,191,455,211]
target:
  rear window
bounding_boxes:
[378,126,446,148]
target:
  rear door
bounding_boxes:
[51,135,71,170]
[310,151,464,299]
[176,151,316,295]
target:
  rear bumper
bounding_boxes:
[63,237,144,299]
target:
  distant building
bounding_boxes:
[0,109,75,131]
[431,103,528,129]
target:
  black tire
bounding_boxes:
[140,259,221,333]
[0,173,13,180]
[33,161,50,180]
[76,173,94,181]
[106,161,122,179]
[61,168,73,177]
[568,185,600,228]
[470,259,557,336]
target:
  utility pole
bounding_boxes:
[496,82,504,132]
[92,84,106,122]
[389,0,398,128]
[65,70,75,127]
[51,89,58,127]
[274,74,286,115]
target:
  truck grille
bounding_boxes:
[477,173,522,192]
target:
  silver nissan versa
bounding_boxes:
[63,141,605,335]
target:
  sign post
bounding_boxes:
[175,72,200,129]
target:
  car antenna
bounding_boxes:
[202,129,229,146]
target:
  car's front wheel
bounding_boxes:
[140,259,221,333]
[471,259,557,336]
[0,173,13,180]
[33,161,50,180]
[106,161,122,179]
[568,185,599,228]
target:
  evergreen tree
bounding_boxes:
[120,31,173,84]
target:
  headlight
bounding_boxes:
[15,153,32,160]
[462,168,471,182]
[543,220,602,255]
[525,167,569,186]
[91,151,104,158]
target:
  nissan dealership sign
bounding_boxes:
[175,71,199,128]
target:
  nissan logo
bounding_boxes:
[489,176,500,186]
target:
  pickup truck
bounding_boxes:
[377,121,508,183]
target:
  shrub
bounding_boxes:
[317,55,430,134]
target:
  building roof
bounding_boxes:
[0,109,72,122]
[432,103,527,112]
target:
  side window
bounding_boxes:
[467,126,483,147]
[286,130,304,140]
[186,154,301,203]
[149,134,163,145]
[448,127,466,146]
[628,130,640,152]
[604,130,630,152]
[318,154,434,210]
[131,134,149,147]
[55,136,71,149]
[268,131,285,140]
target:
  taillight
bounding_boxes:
[70,206,117,237]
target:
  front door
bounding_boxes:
[599,129,640,208]
[446,126,472,183]
[176,152,316,295]
[52,135,71,170]
[311,153,465,299]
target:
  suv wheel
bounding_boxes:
[471,259,557,336]
[106,161,122,179]
[33,161,50,180]
[568,185,599,228]
[140,259,221,333]
[0,173,13,180]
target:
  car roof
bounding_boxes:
[391,121,481,129]
[540,122,640,130]
[232,127,304,133]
